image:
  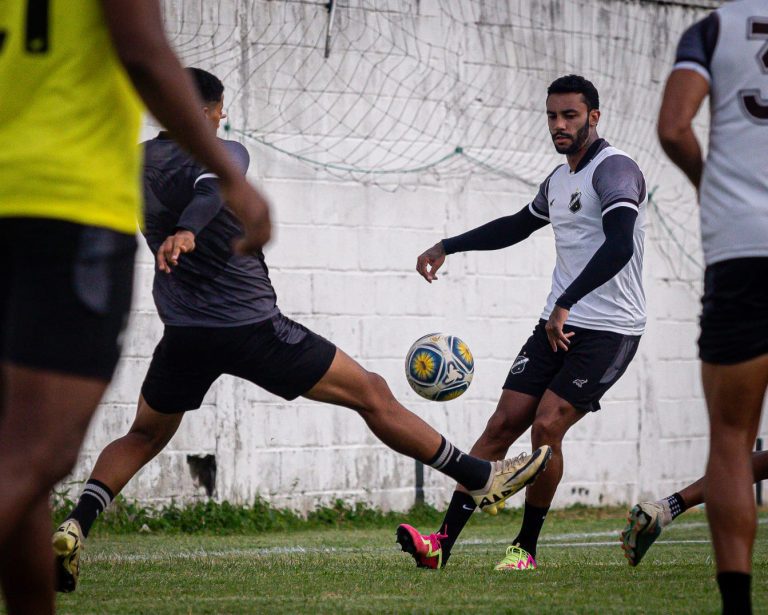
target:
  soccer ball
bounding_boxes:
[405,333,474,401]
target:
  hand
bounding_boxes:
[157,230,196,273]
[545,305,575,352]
[220,176,272,254]
[416,242,446,283]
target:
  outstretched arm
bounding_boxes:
[416,205,549,283]
[101,0,271,252]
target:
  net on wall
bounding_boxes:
[163,0,711,279]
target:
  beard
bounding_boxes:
[552,117,591,155]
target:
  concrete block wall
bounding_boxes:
[66,0,768,513]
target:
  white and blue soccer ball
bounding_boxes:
[405,333,474,402]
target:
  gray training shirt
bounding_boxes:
[142,133,279,327]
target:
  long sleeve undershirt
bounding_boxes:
[175,178,223,236]
[440,204,638,310]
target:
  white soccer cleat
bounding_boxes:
[470,446,553,515]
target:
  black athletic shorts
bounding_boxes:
[141,313,337,413]
[0,217,136,380]
[698,257,768,365]
[503,320,641,412]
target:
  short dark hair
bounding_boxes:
[186,67,224,105]
[547,74,599,111]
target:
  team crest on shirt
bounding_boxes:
[510,355,530,375]
[568,190,582,213]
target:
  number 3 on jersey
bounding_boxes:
[0,0,50,55]
[741,18,768,122]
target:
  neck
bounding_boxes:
[566,133,599,172]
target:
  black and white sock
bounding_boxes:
[427,436,491,491]
[657,492,687,527]
[67,479,115,538]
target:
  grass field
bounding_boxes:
[34,506,767,614]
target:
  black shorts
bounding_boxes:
[503,320,641,412]
[699,257,768,365]
[141,313,337,413]
[0,217,136,380]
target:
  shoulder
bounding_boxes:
[594,151,644,180]
[591,151,646,205]
[674,12,720,80]
[220,139,250,173]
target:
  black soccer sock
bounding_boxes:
[512,500,550,559]
[717,572,751,615]
[427,436,491,491]
[66,479,115,538]
[663,492,688,521]
[437,491,477,560]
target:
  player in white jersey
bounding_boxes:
[395,75,648,571]
[624,2,768,613]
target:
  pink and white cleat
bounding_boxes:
[396,523,447,570]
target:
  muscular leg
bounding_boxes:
[304,349,443,462]
[61,394,183,547]
[89,395,183,496]
[0,365,110,614]
[304,348,543,495]
[703,355,768,574]
[467,390,540,461]
[526,390,586,507]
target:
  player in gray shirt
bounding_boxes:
[52,68,551,592]
[143,132,279,327]
[397,75,647,572]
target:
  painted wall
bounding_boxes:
[68,0,764,513]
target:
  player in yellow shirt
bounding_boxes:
[0,1,271,613]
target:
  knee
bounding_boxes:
[484,410,522,444]
[128,425,170,457]
[531,414,566,448]
[357,371,395,414]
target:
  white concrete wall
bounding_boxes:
[68,0,768,512]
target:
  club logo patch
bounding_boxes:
[569,190,582,213]
[510,355,530,375]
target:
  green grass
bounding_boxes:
[40,507,768,614]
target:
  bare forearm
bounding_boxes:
[659,128,704,190]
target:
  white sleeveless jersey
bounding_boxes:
[529,140,647,335]
[674,0,768,265]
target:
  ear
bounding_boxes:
[589,109,601,127]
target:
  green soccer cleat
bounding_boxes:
[53,519,83,593]
[494,545,537,571]
[620,502,663,566]
[470,446,552,515]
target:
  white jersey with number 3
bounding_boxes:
[674,0,768,265]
